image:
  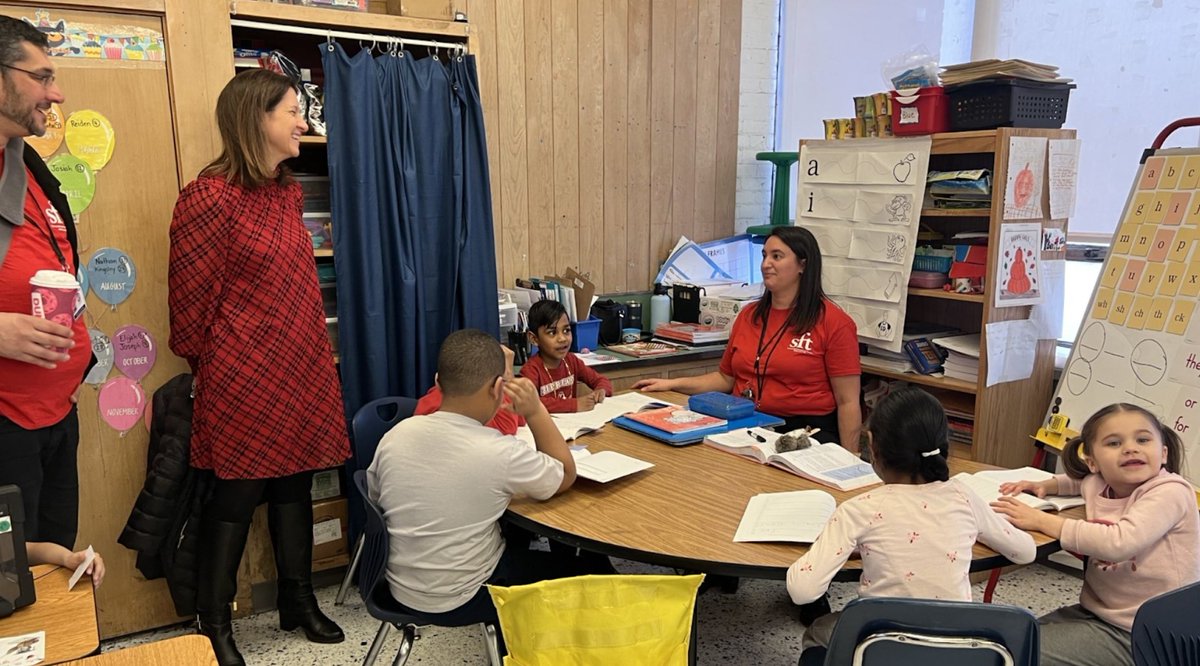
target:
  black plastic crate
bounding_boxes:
[946,78,1075,130]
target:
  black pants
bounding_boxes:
[205,470,315,523]
[777,410,840,445]
[0,407,80,548]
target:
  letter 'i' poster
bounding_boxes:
[796,137,932,353]
[1051,148,1200,493]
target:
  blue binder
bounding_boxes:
[612,411,785,446]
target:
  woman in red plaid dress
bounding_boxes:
[168,70,349,666]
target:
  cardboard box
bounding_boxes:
[310,468,342,501]
[386,0,459,20]
[311,497,348,562]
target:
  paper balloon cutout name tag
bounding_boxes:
[65,109,116,171]
[84,328,113,386]
[98,376,145,435]
[47,154,96,215]
[28,102,64,158]
[87,248,136,307]
[113,324,156,381]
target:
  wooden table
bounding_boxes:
[508,392,1081,580]
[63,635,217,665]
[0,565,98,664]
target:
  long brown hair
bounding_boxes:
[202,69,297,187]
[751,226,827,335]
[1061,403,1184,479]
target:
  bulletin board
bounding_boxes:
[796,136,932,352]
[1050,145,1200,491]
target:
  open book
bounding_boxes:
[953,466,1084,511]
[734,490,837,543]
[549,392,669,440]
[704,428,881,492]
[571,449,654,483]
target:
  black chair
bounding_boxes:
[354,470,500,666]
[335,396,419,606]
[811,597,1039,666]
[1131,580,1200,666]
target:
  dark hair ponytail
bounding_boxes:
[868,387,950,483]
[1064,403,1187,480]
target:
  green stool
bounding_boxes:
[745,151,799,236]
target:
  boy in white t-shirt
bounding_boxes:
[367,328,577,636]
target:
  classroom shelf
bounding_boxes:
[920,207,989,217]
[229,0,469,38]
[907,287,985,303]
[860,357,979,395]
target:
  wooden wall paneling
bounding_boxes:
[648,0,675,281]
[576,0,604,286]
[524,0,554,279]
[164,0,230,181]
[550,0,579,274]
[0,3,188,637]
[625,0,650,288]
[671,0,699,246]
[692,0,720,243]
[602,0,627,291]
[714,0,741,229]
[496,0,529,285]
[463,0,502,284]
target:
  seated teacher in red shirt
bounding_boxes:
[635,226,862,452]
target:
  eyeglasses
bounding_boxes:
[0,63,56,88]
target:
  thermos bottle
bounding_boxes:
[650,283,671,330]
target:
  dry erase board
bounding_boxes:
[1049,148,1200,490]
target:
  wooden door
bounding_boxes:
[0,4,189,638]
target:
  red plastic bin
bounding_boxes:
[890,86,949,136]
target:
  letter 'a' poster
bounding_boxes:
[1051,147,1200,492]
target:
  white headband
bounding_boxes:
[921,448,941,458]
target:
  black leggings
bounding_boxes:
[206,471,315,523]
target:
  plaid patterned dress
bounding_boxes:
[168,174,349,479]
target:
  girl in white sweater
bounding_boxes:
[787,387,1036,655]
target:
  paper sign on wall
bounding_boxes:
[65,110,116,171]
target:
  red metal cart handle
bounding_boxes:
[1151,117,1200,150]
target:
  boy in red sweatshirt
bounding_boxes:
[519,300,612,413]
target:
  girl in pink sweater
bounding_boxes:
[787,388,1036,657]
[993,403,1200,666]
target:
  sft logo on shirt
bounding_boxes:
[44,204,66,233]
[787,333,815,354]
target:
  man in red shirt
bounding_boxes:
[0,18,90,549]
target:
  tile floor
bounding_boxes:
[103,559,1083,665]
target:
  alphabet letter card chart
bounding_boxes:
[1052,147,1200,492]
[797,137,932,352]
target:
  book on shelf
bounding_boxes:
[604,340,686,357]
[704,428,881,492]
[653,322,731,345]
[570,449,654,483]
[933,333,981,383]
[733,490,837,543]
[623,405,727,434]
[953,466,1084,512]
[903,337,945,374]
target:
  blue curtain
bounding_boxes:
[322,44,500,443]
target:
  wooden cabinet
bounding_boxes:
[859,128,1075,469]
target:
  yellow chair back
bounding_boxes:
[487,574,704,666]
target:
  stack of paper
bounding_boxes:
[940,59,1071,86]
[654,322,730,345]
[932,334,981,384]
[863,344,914,374]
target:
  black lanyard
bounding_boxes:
[25,211,69,272]
[750,312,790,406]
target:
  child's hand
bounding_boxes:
[501,345,516,381]
[576,393,597,412]
[591,389,606,404]
[503,377,545,418]
[633,378,672,392]
[999,479,1047,498]
[65,549,106,588]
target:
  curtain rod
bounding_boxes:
[230,18,466,53]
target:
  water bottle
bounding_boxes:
[650,283,671,331]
